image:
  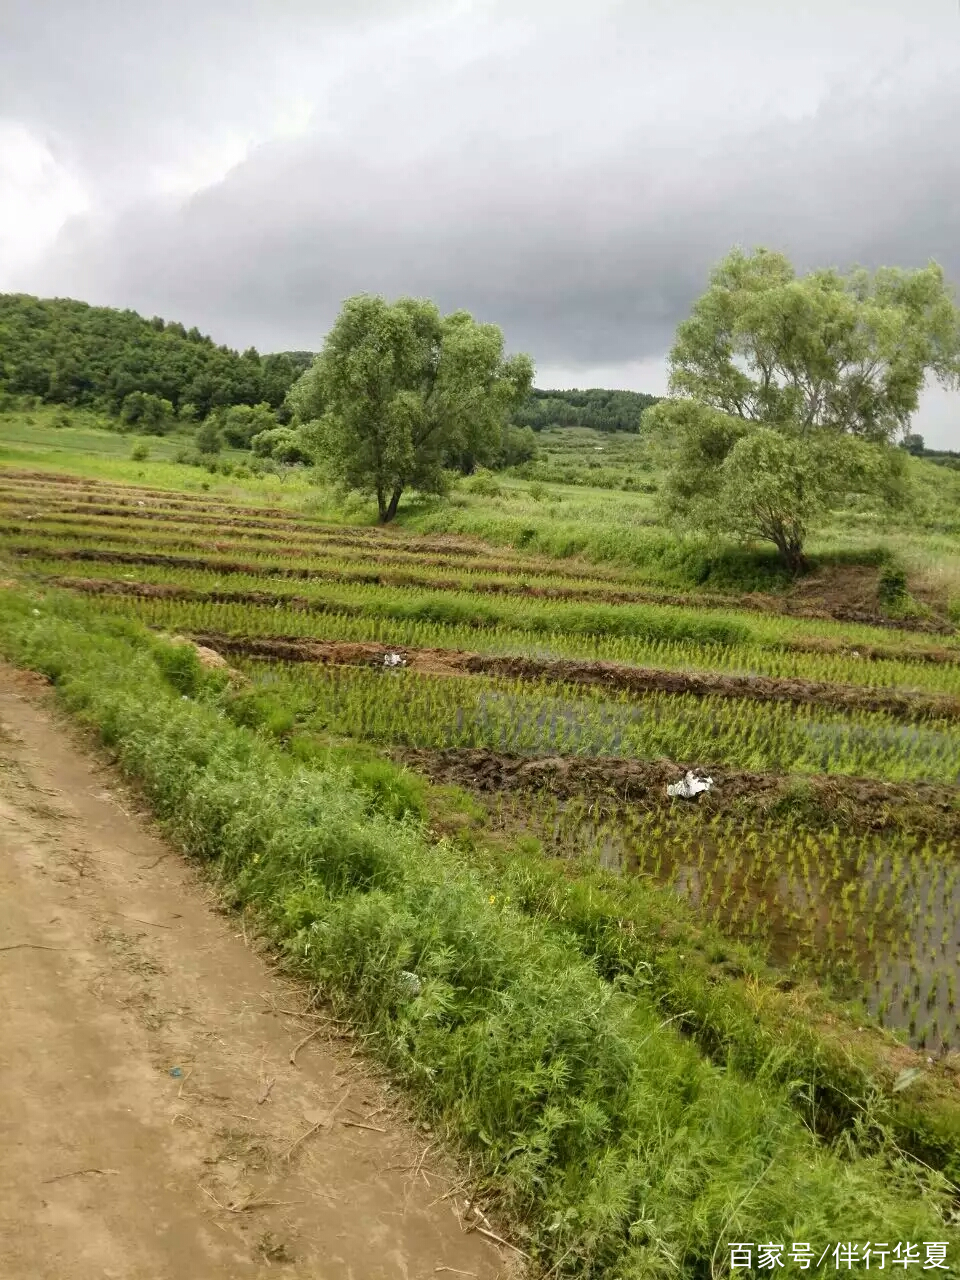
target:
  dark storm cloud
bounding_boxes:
[4,0,960,445]
[32,61,960,366]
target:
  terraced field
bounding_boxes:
[3,466,960,1052]
[5,459,960,1272]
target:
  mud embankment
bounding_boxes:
[151,628,960,723]
[396,746,960,840]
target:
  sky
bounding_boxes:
[1,1,959,446]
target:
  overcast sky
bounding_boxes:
[1,1,959,445]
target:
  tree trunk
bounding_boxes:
[773,531,806,576]
[382,485,403,523]
[376,485,388,524]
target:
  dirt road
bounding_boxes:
[0,663,509,1280]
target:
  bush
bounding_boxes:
[250,426,312,464]
[221,402,277,448]
[130,442,150,461]
[195,417,222,455]
[120,390,175,434]
[498,424,538,467]
[466,471,502,498]
[877,563,909,608]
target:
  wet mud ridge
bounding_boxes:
[396,747,960,841]
[0,663,509,1280]
[178,629,960,723]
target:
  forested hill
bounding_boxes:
[0,294,661,434]
[0,293,301,418]
[516,387,660,433]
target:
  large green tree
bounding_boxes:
[290,295,533,522]
[646,249,960,571]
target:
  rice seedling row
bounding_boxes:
[235,657,960,785]
[69,585,960,699]
[139,622,960,724]
[15,540,954,661]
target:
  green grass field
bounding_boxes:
[2,407,960,1276]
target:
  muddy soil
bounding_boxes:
[140,626,960,723]
[0,664,510,1280]
[395,746,960,841]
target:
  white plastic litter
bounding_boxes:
[666,770,714,799]
[382,652,406,668]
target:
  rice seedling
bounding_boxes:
[205,658,960,786]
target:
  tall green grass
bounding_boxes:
[0,585,954,1277]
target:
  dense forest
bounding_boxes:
[514,387,660,433]
[0,294,665,458]
[0,294,301,420]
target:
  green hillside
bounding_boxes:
[0,293,301,418]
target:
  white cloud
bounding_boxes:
[0,120,89,287]
[535,358,670,397]
[913,381,960,453]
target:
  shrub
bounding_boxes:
[195,417,222,455]
[467,471,502,497]
[878,563,909,608]
[121,390,175,434]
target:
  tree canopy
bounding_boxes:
[0,293,302,418]
[646,248,960,571]
[290,295,533,522]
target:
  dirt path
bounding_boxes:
[0,664,509,1280]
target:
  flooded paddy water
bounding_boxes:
[499,794,960,1049]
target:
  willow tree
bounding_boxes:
[646,248,960,571]
[290,295,533,522]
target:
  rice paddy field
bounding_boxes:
[3,414,960,1274]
